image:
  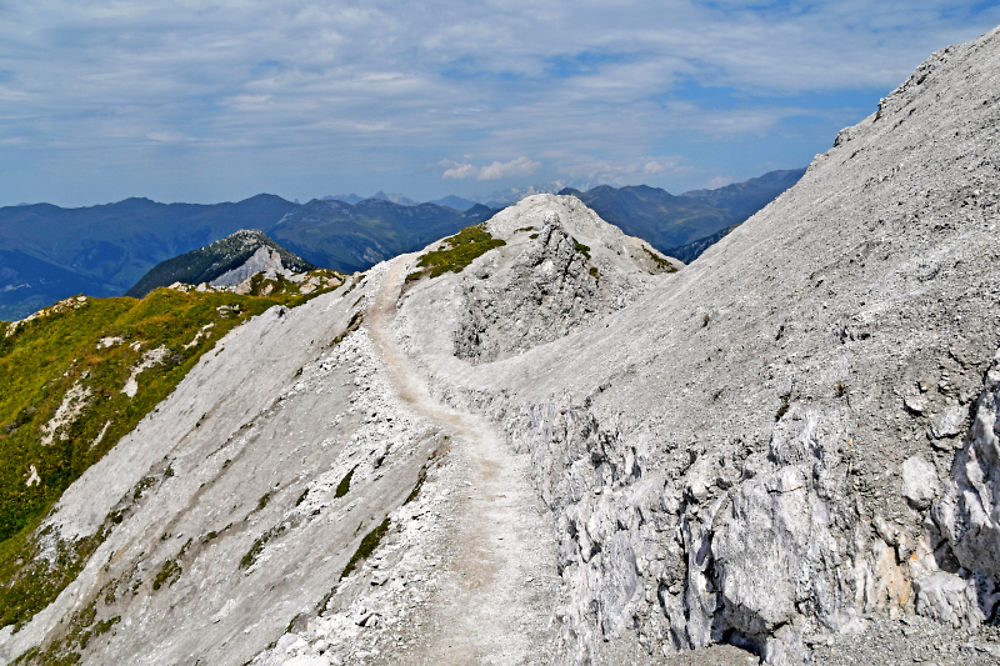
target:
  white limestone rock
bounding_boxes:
[901,455,939,509]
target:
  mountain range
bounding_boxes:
[560,168,805,253]
[0,173,801,322]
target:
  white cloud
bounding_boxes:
[0,0,998,204]
[558,155,690,189]
[146,130,189,143]
[477,157,539,180]
[442,157,540,181]
[443,163,478,179]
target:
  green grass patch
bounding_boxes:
[643,246,678,273]
[572,237,591,259]
[407,224,506,282]
[0,282,333,631]
[335,466,357,499]
[341,517,390,580]
[403,468,427,505]
[152,538,189,591]
[240,524,286,570]
[151,559,182,591]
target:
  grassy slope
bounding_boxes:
[0,274,340,630]
[405,224,507,282]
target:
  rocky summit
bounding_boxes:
[4,24,1000,666]
[125,229,317,298]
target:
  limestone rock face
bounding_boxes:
[935,352,1000,579]
[902,455,939,510]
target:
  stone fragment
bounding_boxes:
[904,394,927,414]
[932,401,965,438]
[901,456,938,509]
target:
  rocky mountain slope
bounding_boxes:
[4,24,1000,666]
[126,229,316,298]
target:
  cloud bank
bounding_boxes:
[444,157,540,180]
[0,1,997,205]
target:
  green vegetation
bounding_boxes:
[240,524,286,570]
[341,516,390,579]
[11,592,121,665]
[406,224,506,282]
[152,538,191,591]
[0,525,109,631]
[151,559,182,591]
[335,466,357,499]
[571,237,591,259]
[330,310,364,347]
[642,246,678,273]
[403,468,427,505]
[0,282,335,631]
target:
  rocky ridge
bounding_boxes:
[387,24,1000,664]
[4,24,1000,666]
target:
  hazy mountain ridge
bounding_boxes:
[267,198,497,274]
[0,173,800,321]
[0,194,299,319]
[0,196,489,320]
[559,168,805,253]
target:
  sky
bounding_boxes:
[0,1,999,207]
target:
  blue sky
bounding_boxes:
[0,1,999,206]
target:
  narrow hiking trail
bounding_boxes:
[365,258,562,664]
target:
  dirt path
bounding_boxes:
[366,259,561,664]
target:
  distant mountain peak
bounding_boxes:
[125,228,314,298]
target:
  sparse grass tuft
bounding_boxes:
[341,517,390,580]
[335,466,357,499]
[404,468,428,505]
[239,525,286,570]
[330,311,364,346]
[776,392,791,421]
[643,246,677,273]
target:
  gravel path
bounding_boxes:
[365,258,562,664]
